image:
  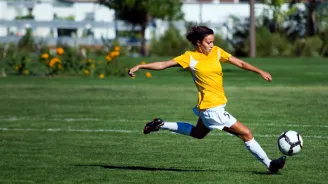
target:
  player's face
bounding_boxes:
[198,34,214,55]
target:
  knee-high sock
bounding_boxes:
[244,138,271,168]
[160,122,193,136]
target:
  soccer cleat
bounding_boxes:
[143,118,164,134]
[268,156,286,173]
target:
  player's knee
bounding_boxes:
[190,125,210,139]
[243,129,253,141]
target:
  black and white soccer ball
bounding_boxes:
[278,130,303,156]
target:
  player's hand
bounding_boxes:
[128,65,140,77]
[260,71,272,82]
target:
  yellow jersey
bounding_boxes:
[173,46,231,110]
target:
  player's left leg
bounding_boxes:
[189,118,211,139]
[143,118,194,135]
[143,117,211,139]
[223,121,272,168]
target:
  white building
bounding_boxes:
[0,0,272,45]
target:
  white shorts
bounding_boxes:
[193,104,237,130]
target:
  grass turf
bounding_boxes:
[0,57,328,183]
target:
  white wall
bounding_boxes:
[0,0,279,40]
[33,2,53,37]
[0,1,7,36]
[183,3,268,24]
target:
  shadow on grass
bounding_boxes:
[75,164,276,174]
[253,171,282,175]
[75,164,215,172]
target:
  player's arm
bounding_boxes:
[128,60,179,77]
[227,56,272,82]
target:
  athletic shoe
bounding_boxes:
[268,156,286,173]
[143,118,164,134]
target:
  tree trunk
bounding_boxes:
[249,0,256,58]
[307,0,317,36]
[140,23,147,56]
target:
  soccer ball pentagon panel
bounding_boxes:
[278,130,303,156]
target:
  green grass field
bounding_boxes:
[0,57,328,184]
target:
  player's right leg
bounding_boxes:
[143,118,210,139]
[223,121,286,173]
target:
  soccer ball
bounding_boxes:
[278,130,303,156]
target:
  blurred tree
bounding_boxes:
[284,1,307,41]
[249,0,256,57]
[98,0,184,56]
[316,1,328,32]
[263,0,289,32]
[285,0,325,39]
[305,0,322,36]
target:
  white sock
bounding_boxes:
[244,138,271,168]
[160,122,193,136]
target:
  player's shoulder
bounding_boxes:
[177,50,194,60]
[213,46,221,52]
[184,50,193,55]
[175,50,191,57]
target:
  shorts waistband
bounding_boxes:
[202,104,226,112]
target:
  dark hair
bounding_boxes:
[186,26,214,47]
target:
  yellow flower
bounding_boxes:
[88,59,93,63]
[91,64,95,69]
[109,51,119,58]
[140,61,146,65]
[83,69,90,75]
[56,47,64,56]
[105,55,112,62]
[49,57,61,68]
[145,72,152,78]
[99,74,105,79]
[114,46,120,51]
[15,65,21,71]
[41,53,49,60]
[23,69,29,75]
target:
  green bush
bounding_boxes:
[18,28,35,52]
[270,33,292,57]
[5,51,35,75]
[35,45,127,77]
[150,25,190,56]
[291,37,323,57]
[254,27,273,57]
[319,29,328,57]
[214,33,232,53]
[244,27,292,57]
[58,46,84,75]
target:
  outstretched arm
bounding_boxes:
[128,60,179,77]
[227,56,272,82]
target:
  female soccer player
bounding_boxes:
[128,26,286,173]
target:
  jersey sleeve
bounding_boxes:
[173,52,191,68]
[218,47,232,63]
